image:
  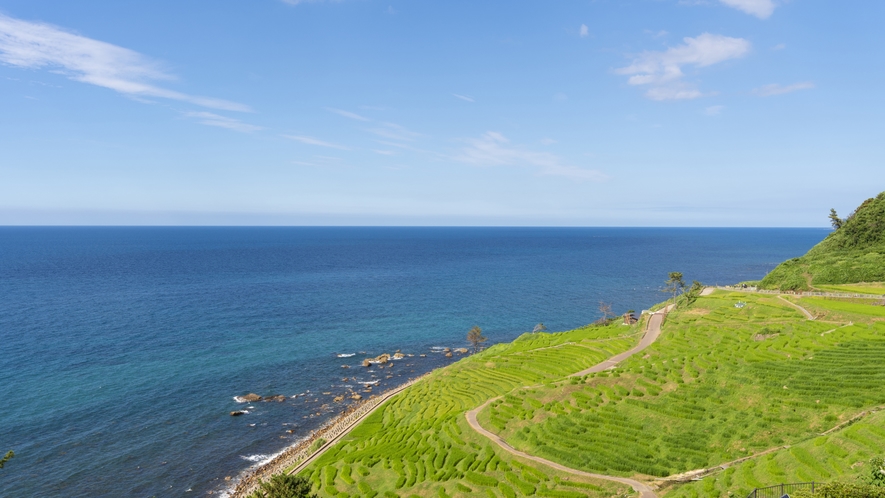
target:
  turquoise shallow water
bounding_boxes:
[0,227,827,497]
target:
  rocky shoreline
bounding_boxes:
[226,373,430,498]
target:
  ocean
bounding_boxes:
[0,227,828,497]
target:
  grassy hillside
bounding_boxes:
[296,290,885,498]
[487,292,885,486]
[761,191,885,290]
[300,322,641,497]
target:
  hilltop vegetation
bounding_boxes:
[761,191,885,290]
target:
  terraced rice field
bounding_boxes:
[300,323,641,497]
[814,282,885,295]
[485,292,885,495]
[667,410,885,497]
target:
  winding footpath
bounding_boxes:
[465,287,824,498]
[466,307,673,498]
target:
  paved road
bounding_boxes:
[466,307,673,498]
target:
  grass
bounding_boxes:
[814,282,885,295]
[294,288,885,498]
[483,292,885,487]
[664,409,885,498]
[299,321,640,497]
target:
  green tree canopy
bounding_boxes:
[249,474,318,498]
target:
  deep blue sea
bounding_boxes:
[0,227,828,497]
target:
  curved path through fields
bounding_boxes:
[466,308,673,498]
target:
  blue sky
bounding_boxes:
[0,0,882,226]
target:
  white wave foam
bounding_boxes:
[240,453,273,464]
[233,396,248,403]
[336,353,356,358]
[358,380,380,386]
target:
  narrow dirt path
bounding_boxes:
[466,307,673,498]
[776,295,815,320]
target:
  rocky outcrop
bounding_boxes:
[362,353,391,366]
[230,410,246,416]
[263,395,286,403]
[242,393,262,402]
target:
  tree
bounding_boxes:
[596,301,616,324]
[682,280,705,307]
[249,474,318,498]
[867,456,885,487]
[532,323,547,333]
[664,272,686,304]
[0,450,13,469]
[829,208,844,229]
[467,325,487,353]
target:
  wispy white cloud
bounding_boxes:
[579,24,589,38]
[540,138,557,145]
[615,33,750,100]
[452,93,474,102]
[0,13,251,112]
[771,43,786,51]
[327,108,370,121]
[455,132,607,182]
[373,149,396,155]
[368,122,420,142]
[283,135,349,149]
[719,0,776,19]
[704,105,725,116]
[752,82,814,97]
[184,112,263,132]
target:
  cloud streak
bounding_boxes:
[615,33,750,100]
[184,112,263,132]
[0,13,251,112]
[752,82,814,96]
[452,93,474,102]
[283,135,349,149]
[327,108,370,121]
[719,0,776,19]
[455,132,607,182]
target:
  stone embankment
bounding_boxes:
[229,374,428,498]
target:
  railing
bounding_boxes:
[746,482,817,498]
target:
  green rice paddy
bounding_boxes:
[300,323,641,497]
[299,290,885,497]
[487,292,885,495]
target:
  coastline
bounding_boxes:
[225,372,432,498]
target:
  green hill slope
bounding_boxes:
[761,191,885,290]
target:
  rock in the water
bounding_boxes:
[333,395,344,402]
[455,348,468,354]
[264,394,286,402]
[230,411,246,416]
[242,393,262,402]
[362,359,372,367]
[393,352,405,360]
[443,347,451,353]
[341,365,350,368]
[351,394,362,400]
[445,352,453,358]
[419,354,427,358]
